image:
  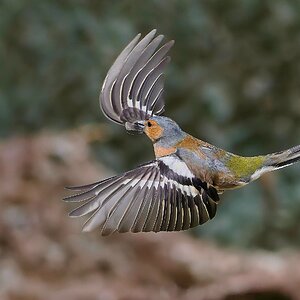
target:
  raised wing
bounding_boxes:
[100,29,174,126]
[64,155,219,236]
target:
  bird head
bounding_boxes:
[126,116,187,147]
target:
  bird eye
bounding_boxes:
[147,121,152,127]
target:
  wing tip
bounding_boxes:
[69,211,79,218]
[149,28,157,35]
[63,194,80,202]
[82,221,95,232]
[82,226,91,233]
[81,225,114,236]
[65,186,80,191]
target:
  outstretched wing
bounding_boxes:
[100,29,174,126]
[64,155,219,236]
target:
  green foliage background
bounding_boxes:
[1,0,300,248]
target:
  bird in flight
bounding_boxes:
[64,29,300,236]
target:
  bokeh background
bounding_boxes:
[1,1,300,299]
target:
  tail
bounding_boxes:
[267,145,300,170]
[250,145,300,181]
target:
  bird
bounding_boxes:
[64,29,300,236]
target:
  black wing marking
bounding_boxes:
[100,29,174,126]
[64,155,219,235]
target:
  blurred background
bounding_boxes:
[1,0,300,299]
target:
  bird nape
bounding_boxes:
[64,30,300,236]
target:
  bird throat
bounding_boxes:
[153,144,176,158]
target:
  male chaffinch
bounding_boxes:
[64,30,300,236]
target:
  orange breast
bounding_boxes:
[154,145,176,158]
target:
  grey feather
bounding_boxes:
[118,170,154,233]
[168,187,179,231]
[122,34,164,109]
[100,33,141,124]
[131,170,158,232]
[99,30,174,127]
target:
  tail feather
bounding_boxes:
[267,145,300,170]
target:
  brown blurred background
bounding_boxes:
[1,1,300,299]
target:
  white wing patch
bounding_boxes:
[127,97,134,108]
[161,177,198,197]
[159,156,194,178]
[123,175,197,197]
[126,97,153,116]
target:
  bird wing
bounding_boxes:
[100,29,174,126]
[64,154,219,235]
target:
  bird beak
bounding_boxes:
[125,121,145,134]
